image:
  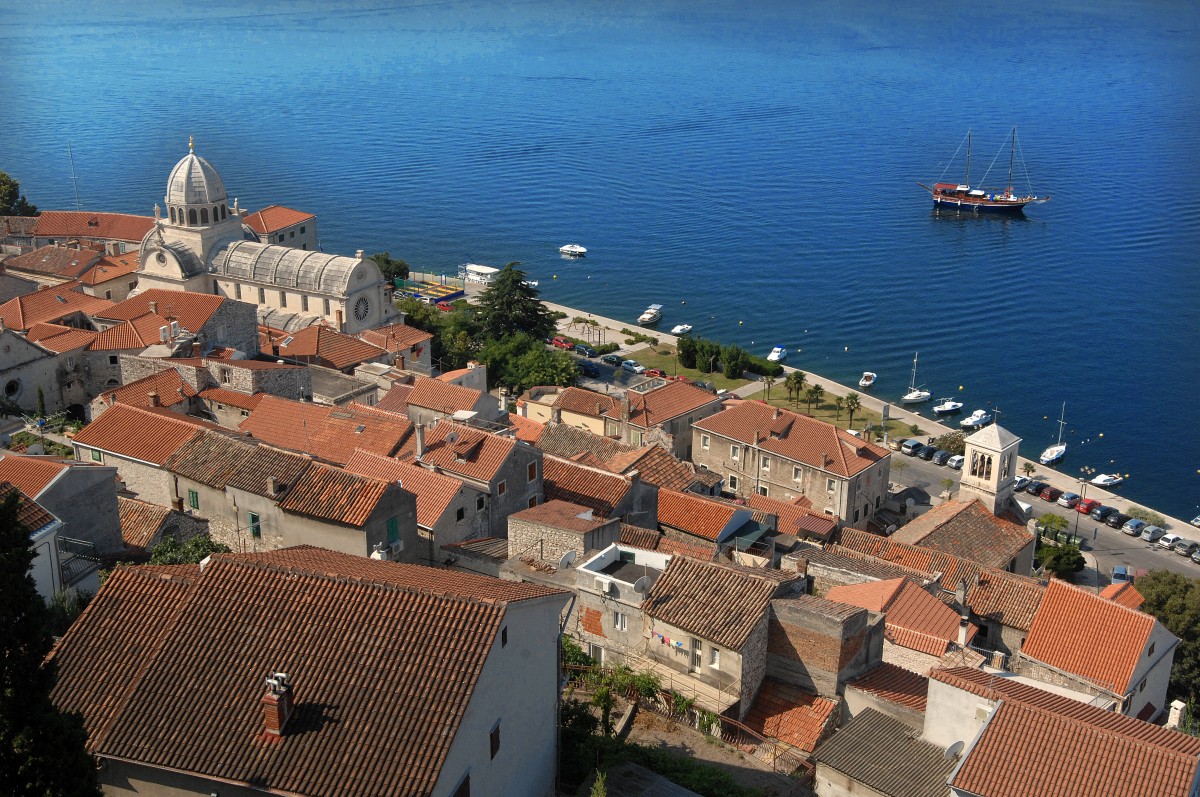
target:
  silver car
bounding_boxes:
[1140,525,1165,543]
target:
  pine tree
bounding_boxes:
[475,262,556,341]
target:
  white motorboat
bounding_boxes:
[1091,473,1124,488]
[559,243,587,256]
[637,304,663,325]
[767,346,788,363]
[960,409,992,429]
[933,397,963,414]
[900,352,931,403]
[523,279,539,288]
[1039,402,1067,465]
[671,324,693,335]
[859,372,877,388]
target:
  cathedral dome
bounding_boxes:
[166,143,227,206]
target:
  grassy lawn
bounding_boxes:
[625,345,753,392]
[740,386,918,440]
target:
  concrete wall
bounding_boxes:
[644,617,746,716]
[922,676,992,750]
[480,444,543,538]
[37,465,123,555]
[507,514,620,564]
[843,681,925,731]
[254,218,318,252]
[74,446,175,506]
[813,762,889,797]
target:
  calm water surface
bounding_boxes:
[2,1,1198,519]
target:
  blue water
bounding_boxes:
[2,1,1199,520]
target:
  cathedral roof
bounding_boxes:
[166,147,227,206]
[210,240,372,295]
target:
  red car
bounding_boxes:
[551,336,574,350]
[1039,485,1063,502]
[645,368,665,378]
[1076,498,1101,515]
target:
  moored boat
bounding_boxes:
[1091,473,1124,488]
[670,324,692,335]
[559,243,587,256]
[637,304,663,325]
[933,397,963,415]
[901,352,931,404]
[960,409,992,429]
[918,127,1049,214]
[1040,403,1068,464]
[767,346,787,363]
[859,372,877,388]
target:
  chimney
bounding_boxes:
[414,423,425,459]
[172,496,184,512]
[267,476,278,496]
[621,394,630,424]
[147,391,160,407]
[191,341,201,358]
[149,301,159,315]
[336,309,344,331]
[261,672,294,737]
[355,249,364,260]
[1167,699,1187,730]
[0,317,5,332]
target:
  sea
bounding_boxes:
[2,1,1198,521]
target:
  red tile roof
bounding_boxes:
[511,499,609,534]
[165,431,313,497]
[1100,581,1146,609]
[80,251,140,286]
[542,455,631,518]
[343,449,465,530]
[0,282,113,331]
[88,311,168,350]
[33,210,154,242]
[743,679,837,753]
[552,386,621,418]
[276,462,391,527]
[117,496,174,549]
[416,421,516,484]
[242,205,315,234]
[0,482,59,533]
[508,413,544,444]
[72,403,217,465]
[274,324,387,371]
[0,454,72,496]
[747,493,836,541]
[240,396,412,466]
[3,244,101,279]
[657,489,740,541]
[694,401,889,478]
[97,289,227,335]
[825,577,976,656]
[198,387,265,411]
[1020,579,1161,694]
[407,376,483,414]
[890,499,1032,569]
[644,556,783,650]
[619,525,714,560]
[375,383,413,414]
[23,321,98,353]
[358,322,433,352]
[846,663,929,712]
[606,443,697,492]
[607,381,721,428]
[97,368,197,411]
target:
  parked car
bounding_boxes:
[1025,480,1047,497]
[1057,492,1080,508]
[1172,539,1199,557]
[918,445,938,461]
[901,439,924,456]
[644,368,665,378]
[1090,505,1117,522]
[1158,533,1182,550]
[577,360,600,378]
[1122,518,1147,537]
[1076,498,1101,515]
[551,336,574,350]
[1039,486,1064,502]
[621,359,645,374]
[1192,549,1200,565]
[600,353,623,365]
[1111,565,1133,584]
[1106,512,1131,529]
[1138,525,1164,543]
[1012,476,1031,492]
[932,450,951,466]
[573,343,597,357]
[946,454,964,469]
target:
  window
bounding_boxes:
[826,478,835,492]
[258,287,266,303]
[528,496,537,508]
[278,234,285,243]
[853,509,859,522]
[248,512,261,538]
[279,290,287,307]
[709,647,720,668]
[501,626,508,647]
[387,517,400,546]
[188,208,197,225]
[527,462,536,482]
[497,480,506,496]
[187,489,199,510]
[240,409,250,417]
[756,485,768,496]
[1148,642,1156,656]
[200,208,209,224]
[323,298,331,315]
[300,226,306,234]
[476,495,485,511]
[235,283,242,300]
[128,280,137,291]
[65,356,74,369]
[90,449,102,463]
[456,507,465,522]
[104,289,111,299]
[588,643,604,664]
[613,611,628,631]
[1139,678,1147,693]
[728,474,739,490]
[220,367,232,384]
[793,465,801,481]
[108,355,118,365]
[452,774,470,797]
[289,230,295,238]
[701,434,710,450]
[490,721,501,759]
[301,295,309,312]
[761,455,770,472]
[730,445,740,461]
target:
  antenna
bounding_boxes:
[557,550,576,569]
[945,740,965,760]
[67,141,82,210]
[633,576,648,594]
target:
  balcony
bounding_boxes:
[57,536,100,588]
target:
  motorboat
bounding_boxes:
[960,409,992,429]
[523,279,539,288]
[1090,473,1124,488]
[670,324,693,335]
[900,352,931,403]
[932,397,963,415]
[767,346,788,363]
[637,304,663,325]
[859,372,877,388]
[559,243,587,256]
[1039,402,1067,465]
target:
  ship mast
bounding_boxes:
[965,130,971,187]
[1008,126,1016,194]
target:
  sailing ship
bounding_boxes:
[1040,403,1067,465]
[901,352,931,404]
[918,127,1049,213]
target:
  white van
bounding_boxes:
[947,454,965,470]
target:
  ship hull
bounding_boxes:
[932,196,1030,213]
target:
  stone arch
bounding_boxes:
[200,207,209,224]
[188,208,197,225]
[170,206,177,224]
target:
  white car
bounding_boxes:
[621,360,645,374]
[947,455,964,470]
[1158,533,1182,550]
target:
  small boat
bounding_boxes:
[767,346,788,363]
[933,397,963,415]
[523,279,539,288]
[559,243,587,256]
[918,127,1049,214]
[1040,402,1067,465]
[859,372,877,388]
[1091,473,1124,488]
[901,352,931,404]
[670,324,693,335]
[1190,515,1200,529]
[960,409,992,429]
[637,304,663,325]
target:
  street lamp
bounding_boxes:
[1077,465,1096,539]
[708,354,718,375]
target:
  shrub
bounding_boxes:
[1126,506,1168,527]
[745,355,783,377]
[595,342,621,355]
[932,430,967,455]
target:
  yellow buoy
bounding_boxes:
[959,385,964,390]
[553,275,557,279]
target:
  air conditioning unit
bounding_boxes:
[593,577,612,595]
[390,541,404,556]
[975,704,992,722]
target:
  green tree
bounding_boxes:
[1022,461,1036,477]
[0,490,101,796]
[1136,570,1200,702]
[592,685,615,737]
[477,333,576,394]
[36,386,46,417]
[677,335,698,369]
[1042,544,1085,580]
[933,430,967,456]
[844,391,861,427]
[148,532,231,565]
[785,371,806,406]
[720,344,747,380]
[0,171,39,217]
[590,770,608,797]
[834,395,844,421]
[804,383,824,413]
[762,374,777,401]
[1039,514,1068,535]
[370,252,409,282]
[940,477,955,496]
[694,338,721,374]
[475,262,556,341]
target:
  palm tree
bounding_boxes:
[785,371,806,407]
[803,385,823,413]
[1022,461,1036,477]
[762,374,777,402]
[844,392,862,428]
[834,396,844,421]
[810,383,825,413]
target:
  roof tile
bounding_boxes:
[241,205,314,234]
[239,396,411,466]
[825,577,976,656]
[0,281,114,331]
[72,403,217,465]
[657,489,738,541]
[416,421,515,483]
[276,462,390,527]
[543,455,631,518]
[32,210,154,242]
[742,679,837,753]
[343,449,465,530]
[846,663,929,712]
[890,499,1032,568]
[644,556,783,650]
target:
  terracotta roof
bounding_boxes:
[165,431,312,497]
[950,699,1199,797]
[825,577,976,656]
[1020,579,1162,694]
[49,549,565,797]
[240,396,412,466]
[743,679,837,753]
[117,496,174,549]
[416,421,516,483]
[0,215,39,236]
[358,322,433,352]
[657,489,740,541]
[3,244,102,279]
[343,449,465,529]
[535,422,631,462]
[834,529,1046,631]
[508,413,544,444]
[375,383,413,414]
[0,282,114,331]
[890,499,1032,568]
[510,499,608,534]
[747,493,837,541]
[0,454,72,496]
[33,210,154,242]
[198,387,265,411]
[643,556,781,650]
[606,444,697,492]
[97,289,228,335]
[619,525,714,560]
[694,401,890,478]
[275,324,387,371]
[406,376,482,414]
[812,708,955,797]
[72,403,216,465]
[1100,581,1146,609]
[88,311,168,350]
[441,536,510,560]
[542,455,631,518]
[846,663,929,712]
[0,482,58,534]
[80,251,140,286]
[276,462,391,527]
[98,368,197,411]
[22,321,97,353]
[242,205,315,234]
[798,547,938,583]
[606,381,720,428]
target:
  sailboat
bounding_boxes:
[1039,403,1067,465]
[901,352,931,404]
[918,127,1050,213]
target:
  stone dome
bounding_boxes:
[166,148,227,207]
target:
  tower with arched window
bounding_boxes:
[958,423,1022,517]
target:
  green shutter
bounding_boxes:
[249,512,261,538]
[188,489,199,510]
[387,517,399,544]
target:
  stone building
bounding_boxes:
[0,453,123,556]
[766,593,884,699]
[957,423,1024,519]
[242,205,317,250]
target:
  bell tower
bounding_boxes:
[958,423,1022,516]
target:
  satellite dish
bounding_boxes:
[944,740,965,760]
[633,576,648,594]
[885,524,898,536]
[557,550,576,569]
